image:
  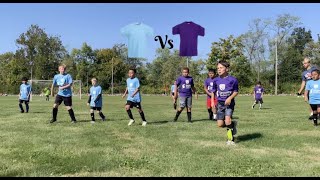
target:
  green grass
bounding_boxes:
[0,95,320,177]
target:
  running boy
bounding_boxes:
[122,68,147,126]
[304,69,320,126]
[252,81,264,110]
[211,60,239,145]
[50,64,77,123]
[204,68,218,120]
[173,67,198,123]
[18,77,31,113]
[87,78,106,124]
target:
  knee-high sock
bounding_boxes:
[52,108,58,120]
[127,109,134,120]
[68,109,76,121]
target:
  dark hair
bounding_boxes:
[208,68,216,74]
[311,69,320,74]
[182,67,189,72]
[218,60,230,68]
[129,68,136,74]
[21,77,28,81]
[256,81,261,85]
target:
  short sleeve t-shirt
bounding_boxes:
[172,21,205,56]
[19,84,31,100]
[121,22,154,59]
[89,85,102,107]
[254,86,264,100]
[306,79,320,104]
[176,76,194,97]
[204,78,215,99]
[53,73,73,97]
[212,76,239,103]
[126,77,141,103]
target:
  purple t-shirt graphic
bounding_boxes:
[172,21,205,56]
[204,78,215,99]
[212,76,238,102]
[176,76,194,97]
[254,86,264,100]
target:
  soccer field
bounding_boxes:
[0,95,320,177]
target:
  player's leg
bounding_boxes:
[171,92,177,110]
[64,97,76,123]
[316,105,320,126]
[252,99,257,109]
[186,97,192,123]
[96,107,106,121]
[25,100,29,113]
[259,99,263,110]
[19,99,24,113]
[126,101,135,126]
[225,105,236,145]
[50,95,63,123]
[174,97,185,122]
[207,98,213,120]
[136,103,147,126]
[217,102,226,128]
[310,104,318,126]
[90,107,95,123]
[213,98,218,120]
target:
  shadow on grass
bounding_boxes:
[235,133,263,143]
[147,120,169,124]
[29,111,47,114]
[260,107,272,109]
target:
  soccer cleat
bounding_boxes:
[227,129,233,141]
[91,120,95,124]
[128,119,135,126]
[50,119,56,123]
[173,102,177,110]
[102,117,106,121]
[20,110,24,113]
[226,140,235,145]
[232,121,238,136]
[173,117,178,122]
[309,115,314,120]
[142,121,147,126]
[71,120,77,123]
[213,114,217,121]
[252,105,254,109]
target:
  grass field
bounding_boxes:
[0,95,320,177]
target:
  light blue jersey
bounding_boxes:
[121,22,154,59]
[53,73,73,97]
[19,83,31,100]
[126,77,141,103]
[89,85,102,107]
[306,79,320,104]
[171,85,175,92]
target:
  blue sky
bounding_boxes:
[0,3,319,62]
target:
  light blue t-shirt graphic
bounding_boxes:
[126,77,141,103]
[171,85,175,92]
[19,84,31,100]
[53,73,73,97]
[121,22,154,59]
[90,85,102,107]
[306,79,320,104]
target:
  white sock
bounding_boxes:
[311,112,314,116]
[213,114,217,119]
[259,104,262,109]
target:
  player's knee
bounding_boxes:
[66,106,72,110]
[53,104,58,108]
[125,106,130,111]
[217,121,225,128]
[90,109,94,113]
[138,109,143,113]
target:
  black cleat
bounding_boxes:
[188,120,193,123]
[20,110,24,113]
[173,103,177,110]
[71,120,77,123]
[50,119,56,123]
[309,115,313,120]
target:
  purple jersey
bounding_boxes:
[176,76,194,97]
[204,77,215,99]
[254,86,264,99]
[302,66,318,81]
[212,76,238,102]
[172,21,205,56]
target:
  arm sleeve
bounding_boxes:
[198,25,205,36]
[88,95,92,104]
[94,94,102,103]
[172,24,179,35]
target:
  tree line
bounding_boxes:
[1,14,319,95]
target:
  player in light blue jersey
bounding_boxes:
[18,77,31,113]
[170,81,177,110]
[122,68,147,126]
[87,78,106,124]
[304,69,320,126]
[50,64,77,123]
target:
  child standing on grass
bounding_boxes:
[304,69,320,126]
[173,67,198,123]
[171,81,177,110]
[211,60,239,145]
[87,78,106,124]
[204,68,218,120]
[122,68,147,126]
[252,81,264,110]
[18,77,31,113]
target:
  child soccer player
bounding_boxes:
[18,77,31,113]
[211,60,239,145]
[173,67,198,123]
[171,81,177,110]
[252,81,264,110]
[304,69,320,126]
[204,68,218,120]
[122,68,147,126]
[45,87,50,101]
[87,78,106,124]
[50,64,77,123]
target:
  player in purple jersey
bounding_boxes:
[252,81,264,110]
[298,57,319,120]
[204,69,218,120]
[173,67,198,123]
[211,61,239,145]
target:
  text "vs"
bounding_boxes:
[154,35,174,49]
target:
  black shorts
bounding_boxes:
[19,99,29,104]
[55,94,72,106]
[126,101,142,109]
[90,107,102,111]
[310,104,320,111]
[255,98,263,104]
